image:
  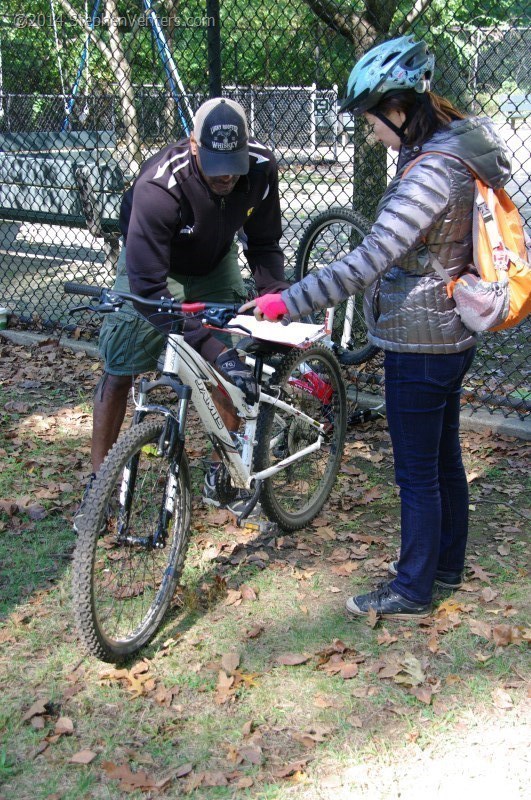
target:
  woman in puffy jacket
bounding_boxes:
[242,36,512,619]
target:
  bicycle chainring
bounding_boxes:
[214,464,238,505]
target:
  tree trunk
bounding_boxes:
[104,0,142,166]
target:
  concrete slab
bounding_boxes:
[350,390,531,441]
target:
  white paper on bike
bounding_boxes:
[225,315,327,347]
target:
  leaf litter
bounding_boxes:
[1,339,530,796]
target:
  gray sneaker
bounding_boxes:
[346,582,431,618]
[202,471,261,518]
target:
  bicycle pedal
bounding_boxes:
[239,518,278,534]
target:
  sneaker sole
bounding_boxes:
[345,598,431,618]
[387,562,462,590]
[202,496,221,508]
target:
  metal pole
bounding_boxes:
[206,0,222,98]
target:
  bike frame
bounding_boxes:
[133,330,329,491]
[324,297,357,350]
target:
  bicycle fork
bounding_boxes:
[117,379,192,549]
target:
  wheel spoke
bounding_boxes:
[256,346,346,530]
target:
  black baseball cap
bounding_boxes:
[193,98,250,176]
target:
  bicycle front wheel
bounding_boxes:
[255,345,347,530]
[72,419,191,663]
[294,207,379,366]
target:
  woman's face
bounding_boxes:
[364,110,406,151]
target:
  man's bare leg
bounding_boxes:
[91,373,134,473]
[91,374,240,475]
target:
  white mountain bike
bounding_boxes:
[65,282,347,662]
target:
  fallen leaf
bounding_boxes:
[409,685,433,704]
[272,759,311,778]
[481,587,499,603]
[340,662,359,680]
[245,624,264,639]
[70,749,97,765]
[468,618,492,640]
[22,699,49,722]
[355,486,384,505]
[55,716,74,736]
[367,606,379,628]
[292,725,332,748]
[468,563,494,582]
[276,653,311,666]
[202,770,229,786]
[225,589,242,606]
[436,598,466,617]
[233,776,254,788]
[238,745,263,765]
[331,561,359,576]
[215,671,235,705]
[175,762,194,778]
[240,585,258,601]
[391,654,426,687]
[377,628,398,646]
[313,694,344,709]
[492,624,524,647]
[377,661,402,679]
[221,652,240,673]
[491,688,513,710]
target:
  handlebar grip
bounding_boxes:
[64,282,102,298]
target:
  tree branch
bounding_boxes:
[396,0,437,35]
[303,0,377,50]
[53,0,113,63]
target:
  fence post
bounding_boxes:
[206,0,222,98]
[310,83,316,155]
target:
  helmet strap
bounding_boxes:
[371,110,409,142]
[371,99,422,143]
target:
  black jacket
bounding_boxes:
[120,138,288,303]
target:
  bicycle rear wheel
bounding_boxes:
[294,207,379,366]
[255,345,347,530]
[72,418,191,663]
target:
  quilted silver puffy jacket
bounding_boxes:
[282,117,512,353]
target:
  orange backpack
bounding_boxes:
[403,152,531,332]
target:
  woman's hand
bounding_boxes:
[239,294,288,322]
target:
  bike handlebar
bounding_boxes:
[63,282,240,316]
[64,282,102,298]
[63,281,243,327]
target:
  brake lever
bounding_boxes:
[226,322,253,335]
[202,308,238,328]
[68,300,123,316]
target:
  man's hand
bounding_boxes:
[239,293,288,322]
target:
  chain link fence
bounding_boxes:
[0,0,529,419]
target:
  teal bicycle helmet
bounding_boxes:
[339,36,434,115]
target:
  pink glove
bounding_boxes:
[256,293,288,321]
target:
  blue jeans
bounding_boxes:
[384,347,476,604]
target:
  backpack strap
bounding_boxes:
[401,151,478,295]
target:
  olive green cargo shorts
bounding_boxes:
[99,245,246,376]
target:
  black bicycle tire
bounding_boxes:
[72,419,191,662]
[255,345,347,530]
[294,207,380,366]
